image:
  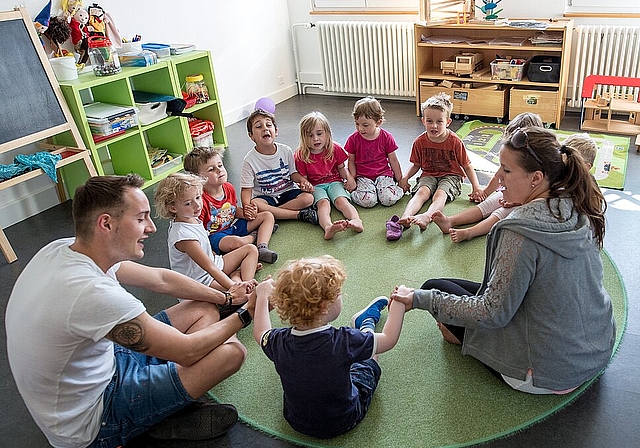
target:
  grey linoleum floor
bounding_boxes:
[1,95,639,447]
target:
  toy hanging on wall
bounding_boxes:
[70,7,90,65]
[87,3,105,36]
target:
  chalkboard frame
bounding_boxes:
[0,7,83,154]
[0,7,94,264]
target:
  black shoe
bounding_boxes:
[147,401,238,441]
[297,207,318,225]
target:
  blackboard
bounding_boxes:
[0,8,74,152]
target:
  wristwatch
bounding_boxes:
[236,308,252,328]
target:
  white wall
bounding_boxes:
[1,0,637,229]
[0,0,297,229]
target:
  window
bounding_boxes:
[312,0,419,13]
[565,0,640,14]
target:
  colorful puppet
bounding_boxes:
[43,15,72,57]
[70,7,90,64]
[87,3,106,36]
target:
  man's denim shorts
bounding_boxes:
[87,311,196,448]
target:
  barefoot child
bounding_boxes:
[344,96,405,208]
[388,92,483,241]
[253,255,412,439]
[432,112,544,243]
[294,111,364,240]
[183,146,279,264]
[154,172,259,314]
[240,108,318,225]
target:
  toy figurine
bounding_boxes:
[70,8,89,65]
[87,3,106,37]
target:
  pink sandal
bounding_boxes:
[386,215,402,241]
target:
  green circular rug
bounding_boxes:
[209,189,627,448]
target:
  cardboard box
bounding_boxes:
[509,87,557,124]
[420,82,508,119]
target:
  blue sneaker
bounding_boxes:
[351,296,389,330]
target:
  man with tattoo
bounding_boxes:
[6,174,256,448]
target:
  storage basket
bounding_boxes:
[527,56,561,83]
[490,58,528,81]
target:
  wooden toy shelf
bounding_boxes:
[581,97,640,135]
[579,75,640,141]
[414,19,574,126]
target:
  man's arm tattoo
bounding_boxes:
[108,319,149,352]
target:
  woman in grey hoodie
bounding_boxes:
[392,126,615,394]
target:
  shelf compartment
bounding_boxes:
[509,87,557,125]
[420,82,508,120]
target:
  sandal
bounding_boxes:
[386,215,402,241]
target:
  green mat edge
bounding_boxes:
[211,249,628,448]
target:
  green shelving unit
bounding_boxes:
[55,50,228,189]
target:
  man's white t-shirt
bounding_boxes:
[5,238,145,448]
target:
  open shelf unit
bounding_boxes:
[55,50,227,189]
[414,19,574,127]
[582,97,640,135]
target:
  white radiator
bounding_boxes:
[568,25,640,107]
[317,21,415,97]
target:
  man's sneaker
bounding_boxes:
[298,207,319,225]
[386,215,402,241]
[147,401,238,441]
[351,296,389,329]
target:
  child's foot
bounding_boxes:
[324,220,348,240]
[411,214,431,230]
[431,211,452,234]
[351,296,389,332]
[397,216,412,229]
[347,218,364,233]
[386,215,402,241]
[256,262,263,272]
[449,228,472,243]
[297,207,319,225]
[257,246,278,263]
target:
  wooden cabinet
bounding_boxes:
[414,19,573,127]
[55,50,227,188]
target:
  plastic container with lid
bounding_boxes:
[88,36,121,76]
[185,74,209,104]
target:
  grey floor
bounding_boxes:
[2,95,640,448]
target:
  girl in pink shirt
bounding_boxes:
[344,97,405,208]
[295,111,364,240]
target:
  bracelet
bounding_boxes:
[224,291,233,307]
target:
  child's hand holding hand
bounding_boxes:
[256,278,275,311]
[468,188,487,203]
[244,202,258,220]
[299,178,314,193]
[344,177,356,192]
[390,285,414,311]
[398,177,411,193]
